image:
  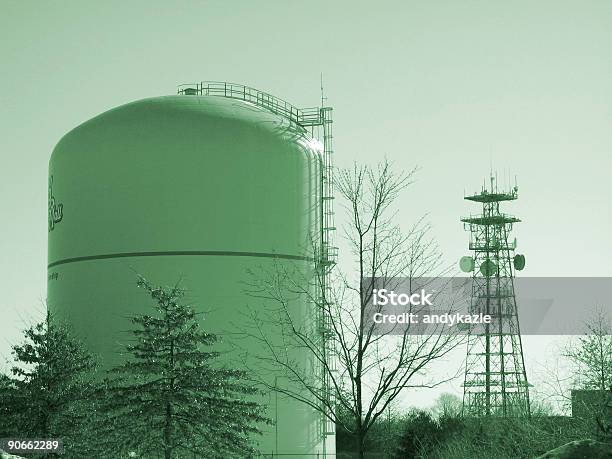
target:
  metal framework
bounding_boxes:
[177,82,322,131]
[461,176,531,417]
[177,82,338,453]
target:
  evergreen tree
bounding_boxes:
[101,277,269,458]
[0,314,98,457]
[0,372,19,437]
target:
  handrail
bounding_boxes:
[177,81,322,128]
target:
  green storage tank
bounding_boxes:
[47,87,333,456]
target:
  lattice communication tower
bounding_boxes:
[460,175,531,417]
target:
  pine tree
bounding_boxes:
[0,314,98,457]
[100,277,269,459]
[0,372,19,437]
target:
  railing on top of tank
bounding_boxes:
[177,81,322,128]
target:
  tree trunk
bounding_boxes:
[357,427,366,459]
[165,328,175,459]
[164,401,172,459]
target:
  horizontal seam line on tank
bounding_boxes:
[48,251,315,268]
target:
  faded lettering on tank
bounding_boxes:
[48,175,64,232]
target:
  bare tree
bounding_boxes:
[534,309,612,418]
[533,355,574,414]
[563,308,612,439]
[239,160,464,458]
[431,393,463,419]
[564,308,612,392]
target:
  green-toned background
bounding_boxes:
[1,0,611,412]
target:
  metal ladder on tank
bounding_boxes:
[317,106,338,456]
[297,104,338,456]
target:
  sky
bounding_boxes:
[1,0,611,410]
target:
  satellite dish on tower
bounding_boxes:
[513,254,526,271]
[480,259,497,277]
[459,256,475,273]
